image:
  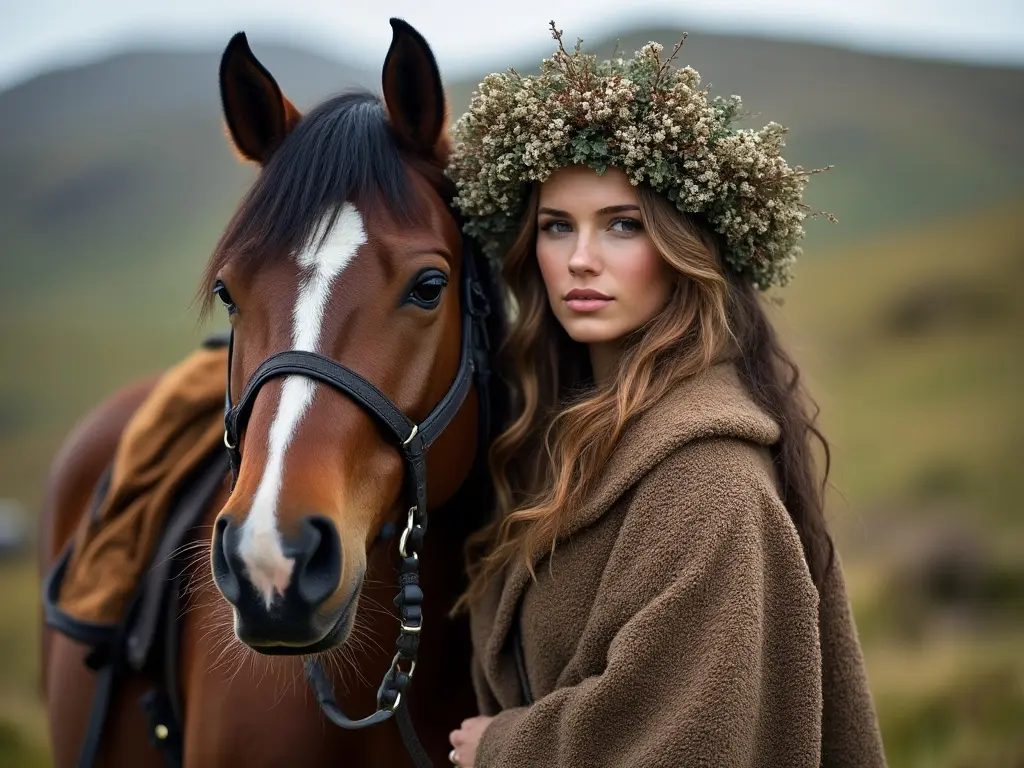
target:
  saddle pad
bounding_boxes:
[58,344,228,626]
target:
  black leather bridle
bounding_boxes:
[221,233,492,768]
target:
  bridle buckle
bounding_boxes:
[398,506,417,558]
[402,424,419,446]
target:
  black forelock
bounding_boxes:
[213,90,427,271]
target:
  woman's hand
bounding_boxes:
[448,715,495,767]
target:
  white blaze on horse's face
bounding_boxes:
[237,203,367,609]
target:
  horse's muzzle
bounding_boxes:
[211,513,354,652]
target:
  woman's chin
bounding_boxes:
[562,319,627,345]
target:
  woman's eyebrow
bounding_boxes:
[538,204,640,217]
[538,207,571,217]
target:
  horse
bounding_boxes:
[39,19,505,767]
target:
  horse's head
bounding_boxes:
[205,21,483,653]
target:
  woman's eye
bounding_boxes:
[408,271,448,309]
[540,220,572,234]
[213,281,236,313]
[610,217,642,233]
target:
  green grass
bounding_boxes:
[774,200,1024,516]
[773,199,1024,767]
[0,557,48,768]
[0,720,50,768]
[868,634,1024,768]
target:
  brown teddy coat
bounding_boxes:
[468,362,887,767]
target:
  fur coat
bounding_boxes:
[468,363,887,767]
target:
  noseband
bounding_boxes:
[221,232,492,768]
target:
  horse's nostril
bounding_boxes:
[212,515,242,605]
[290,515,342,608]
[212,512,341,627]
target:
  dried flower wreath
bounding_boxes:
[446,22,834,289]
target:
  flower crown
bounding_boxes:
[446,22,834,290]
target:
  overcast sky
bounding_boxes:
[3,0,1023,91]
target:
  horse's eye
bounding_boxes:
[213,280,236,314]
[407,270,448,309]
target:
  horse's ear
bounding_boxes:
[219,32,302,165]
[382,19,448,158]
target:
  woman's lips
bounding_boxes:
[564,290,613,312]
[566,299,611,312]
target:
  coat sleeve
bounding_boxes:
[475,438,825,768]
[471,652,501,716]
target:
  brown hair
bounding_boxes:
[457,182,833,610]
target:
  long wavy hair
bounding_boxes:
[457,181,834,610]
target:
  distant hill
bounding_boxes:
[0,27,1022,310]
[0,42,374,303]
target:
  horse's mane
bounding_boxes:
[450,232,510,537]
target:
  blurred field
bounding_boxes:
[775,200,1024,767]
[1,24,1022,768]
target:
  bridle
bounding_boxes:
[221,227,492,768]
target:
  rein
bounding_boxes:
[221,230,492,768]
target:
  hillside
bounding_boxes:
[0,43,373,303]
[775,198,1024,766]
[1,28,1022,308]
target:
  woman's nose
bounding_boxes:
[567,234,601,275]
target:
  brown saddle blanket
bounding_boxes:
[57,343,229,626]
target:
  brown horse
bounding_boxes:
[40,19,504,767]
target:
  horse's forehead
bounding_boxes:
[237,176,457,285]
[294,204,368,274]
[359,168,460,243]
[356,201,460,262]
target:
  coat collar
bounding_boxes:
[478,361,782,699]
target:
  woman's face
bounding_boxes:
[535,165,675,347]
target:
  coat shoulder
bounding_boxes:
[616,435,812,590]
[629,435,785,531]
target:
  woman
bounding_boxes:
[444,25,886,767]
